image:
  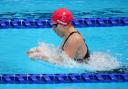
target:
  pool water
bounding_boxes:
[0,26,128,74]
[0,27,128,89]
[0,0,128,89]
[0,0,128,18]
[0,83,127,89]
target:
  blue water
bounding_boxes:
[0,83,127,89]
[0,0,128,89]
[0,0,128,18]
[0,27,128,73]
[0,27,128,89]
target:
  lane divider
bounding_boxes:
[0,17,128,28]
[0,73,128,84]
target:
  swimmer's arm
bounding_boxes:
[27,50,62,62]
[27,49,49,61]
[27,46,62,61]
[63,36,81,59]
[32,46,64,61]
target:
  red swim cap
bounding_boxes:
[52,8,73,26]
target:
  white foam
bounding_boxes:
[29,42,120,71]
[86,52,120,71]
[37,42,79,67]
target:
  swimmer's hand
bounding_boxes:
[27,47,42,58]
[27,51,35,58]
[27,49,49,60]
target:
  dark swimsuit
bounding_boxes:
[61,31,90,63]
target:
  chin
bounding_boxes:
[57,34,63,37]
[58,35,63,38]
[60,34,64,37]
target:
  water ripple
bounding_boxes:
[0,8,128,19]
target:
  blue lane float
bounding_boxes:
[0,73,128,84]
[0,17,128,28]
[0,19,10,28]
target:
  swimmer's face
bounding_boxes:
[52,21,64,37]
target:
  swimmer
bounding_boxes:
[27,8,90,63]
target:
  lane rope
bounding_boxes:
[0,17,128,28]
[0,73,128,84]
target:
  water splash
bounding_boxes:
[28,42,120,71]
[86,52,120,71]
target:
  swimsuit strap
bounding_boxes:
[62,31,78,50]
